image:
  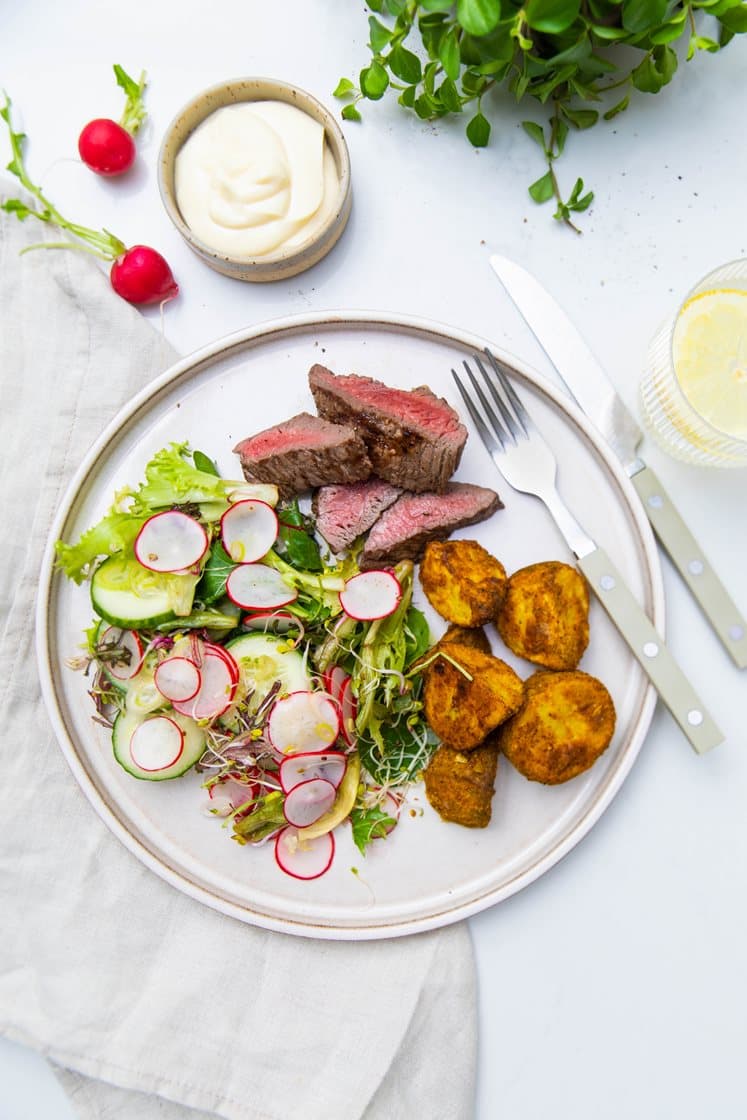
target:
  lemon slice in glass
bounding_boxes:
[672,288,747,440]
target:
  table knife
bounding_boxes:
[489,253,747,669]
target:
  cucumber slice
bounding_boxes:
[225,633,311,711]
[91,555,198,629]
[124,664,168,716]
[112,709,206,780]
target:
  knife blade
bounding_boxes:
[489,253,747,670]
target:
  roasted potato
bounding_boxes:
[439,624,492,655]
[497,560,589,670]
[423,641,524,750]
[420,539,507,627]
[424,736,499,828]
[499,670,616,785]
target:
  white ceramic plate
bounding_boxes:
[37,312,662,940]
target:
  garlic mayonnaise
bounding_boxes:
[174,101,339,259]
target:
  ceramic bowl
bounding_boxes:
[157,77,352,282]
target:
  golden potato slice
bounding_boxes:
[439,624,492,655]
[424,737,499,828]
[499,670,616,785]
[497,560,589,670]
[420,539,507,627]
[423,641,524,750]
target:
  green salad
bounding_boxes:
[57,442,438,881]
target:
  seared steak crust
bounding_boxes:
[309,364,467,493]
[313,478,403,554]
[233,412,371,496]
[360,483,502,568]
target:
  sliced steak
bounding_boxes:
[313,478,403,554]
[233,412,371,496]
[308,364,467,493]
[360,483,503,568]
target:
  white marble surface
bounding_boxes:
[2,3,746,1118]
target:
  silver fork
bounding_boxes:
[452,350,722,755]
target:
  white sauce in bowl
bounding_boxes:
[174,101,339,259]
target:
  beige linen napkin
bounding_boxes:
[0,190,477,1120]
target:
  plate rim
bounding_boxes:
[35,309,663,940]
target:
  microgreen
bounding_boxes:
[335,1,746,230]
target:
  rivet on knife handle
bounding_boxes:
[630,466,747,669]
[577,547,724,754]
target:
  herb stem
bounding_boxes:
[549,101,582,235]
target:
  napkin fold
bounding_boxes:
[0,190,477,1120]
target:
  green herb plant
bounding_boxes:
[335,0,747,231]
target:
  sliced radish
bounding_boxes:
[268,691,340,755]
[154,656,201,703]
[279,750,347,793]
[381,791,401,832]
[100,626,143,681]
[327,666,350,703]
[339,569,402,621]
[283,778,337,827]
[221,499,278,563]
[172,646,237,721]
[242,611,298,634]
[208,777,259,815]
[134,510,208,573]
[274,826,335,880]
[130,716,184,772]
[339,678,358,747]
[203,641,240,685]
[226,564,297,610]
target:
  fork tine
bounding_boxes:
[473,354,522,442]
[461,359,511,448]
[451,368,505,455]
[483,349,530,435]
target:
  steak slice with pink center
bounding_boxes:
[360,483,503,568]
[233,412,371,496]
[313,478,403,554]
[308,364,468,492]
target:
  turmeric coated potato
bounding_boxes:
[499,670,616,785]
[497,561,589,670]
[424,737,500,828]
[438,623,492,655]
[420,539,507,627]
[423,641,524,750]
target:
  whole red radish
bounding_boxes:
[78,118,136,176]
[1,93,179,307]
[78,65,147,177]
[111,246,179,305]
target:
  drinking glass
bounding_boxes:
[639,259,747,468]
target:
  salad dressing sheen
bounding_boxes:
[174,102,338,259]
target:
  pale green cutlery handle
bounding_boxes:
[631,466,747,669]
[577,547,723,754]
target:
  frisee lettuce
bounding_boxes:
[55,443,275,582]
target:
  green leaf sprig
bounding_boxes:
[335,0,746,231]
